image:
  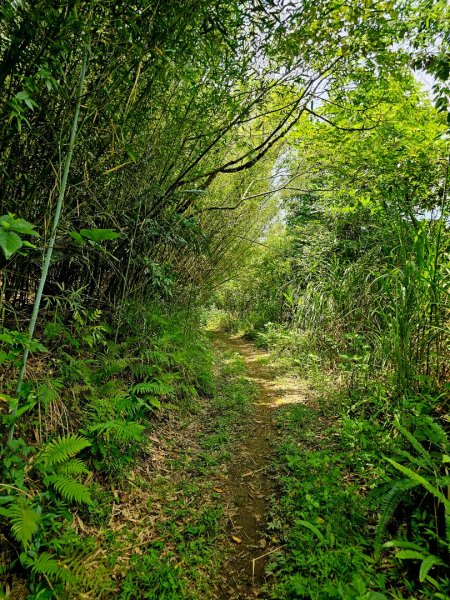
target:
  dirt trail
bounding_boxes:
[212,333,308,599]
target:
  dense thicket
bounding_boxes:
[1,0,432,314]
[215,75,449,390]
[1,0,450,598]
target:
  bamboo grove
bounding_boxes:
[2,0,441,312]
[1,0,450,598]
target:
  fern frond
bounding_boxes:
[62,548,109,590]
[131,364,159,380]
[38,434,91,467]
[99,358,129,378]
[47,475,92,505]
[116,395,144,416]
[394,449,429,470]
[386,458,450,509]
[36,378,63,408]
[137,349,171,365]
[56,458,90,476]
[394,419,432,466]
[130,381,175,396]
[375,478,420,560]
[23,552,75,583]
[1,499,40,549]
[419,416,450,453]
[89,420,145,443]
[100,380,128,398]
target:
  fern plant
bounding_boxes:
[374,478,421,560]
[35,434,92,505]
[375,416,450,592]
[37,433,90,467]
[85,416,146,475]
[0,496,40,549]
[88,420,145,444]
[0,433,91,555]
[22,551,75,584]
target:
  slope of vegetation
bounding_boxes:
[1,0,449,598]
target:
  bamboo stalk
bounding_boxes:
[9,48,89,442]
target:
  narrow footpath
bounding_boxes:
[212,333,311,599]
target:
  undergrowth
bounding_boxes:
[0,303,253,598]
[257,344,450,599]
[206,303,450,599]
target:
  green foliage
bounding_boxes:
[33,434,92,505]
[120,549,187,599]
[89,420,145,444]
[373,419,450,595]
[69,228,120,244]
[45,475,91,505]
[0,498,40,549]
[0,431,92,598]
[209,69,450,600]
[0,2,449,597]
[268,404,384,600]
[374,478,422,560]
[22,551,74,584]
[0,327,47,368]
[37,434,91,468]
[0,213,38,259]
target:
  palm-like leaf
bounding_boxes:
[23,551,75,583]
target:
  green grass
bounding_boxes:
[267,403,387,600]
[266,388,450,600]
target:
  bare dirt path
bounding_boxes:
[211,333,309,599]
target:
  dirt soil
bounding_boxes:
[212,333,310,600]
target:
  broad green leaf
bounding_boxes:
[0,214,13,227]
[21,241,37,250]
[68,231,84,244]
[10,218,38,236]
[79,228,120,242]
[15,90,30,100]
[383,539,426,552]
[0,230,22,259]
[396,550,426,560]
[14,399,37,420]
[0,394,17,409]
